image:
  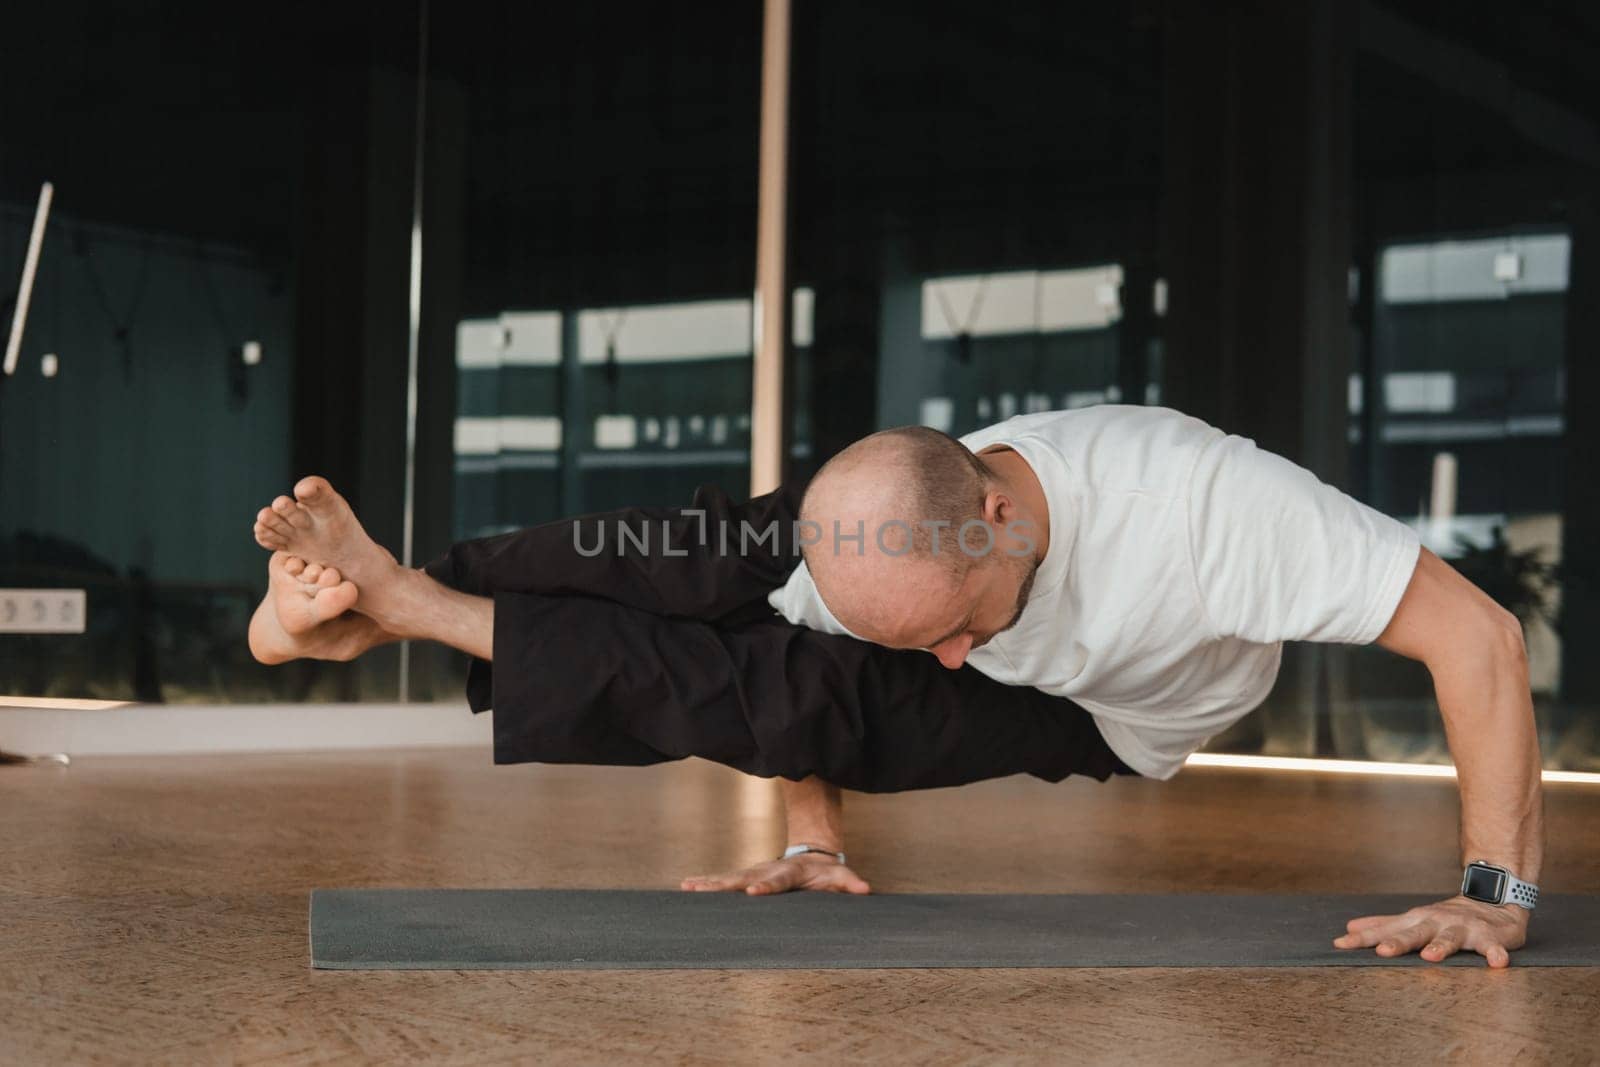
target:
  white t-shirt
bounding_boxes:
[768,406,1422,779]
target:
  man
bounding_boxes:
[251,405,1542,968]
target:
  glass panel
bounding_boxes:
[786,2,1164,474]
[1327,5,1597,771]
[410,2,762,698]
[453,313,564,541]
[785,1,1599,772]
[0,5,413,702]
[1339,228,1577,764]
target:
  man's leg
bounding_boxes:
[253,474,808,705]
[247,548,487,666]
[484,591,1128,792]
[256,476,804,628]
[352,565,494,662]
[252,475,1129,790]
[254,558,1124,791]
[419,481,806,625]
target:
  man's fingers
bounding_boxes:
[746,865,800,895]
[818,864,871,894]
[1375,922,1435,957]
[1464,929,1514,969]
[1334,917,1432,955]
[680,862,794,894]
[1333,919,1398,949]
[679,871,750,892]
[1337,899,1526,965]
[1421,925,1466,962]
[679,858,869,897]
[1334,911,1411,948]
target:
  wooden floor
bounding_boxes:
[2,749,1597,1064]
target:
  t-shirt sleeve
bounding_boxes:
[767,561,859,638]
[1185,434,1421,645]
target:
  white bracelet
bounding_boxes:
[783,843,846,865]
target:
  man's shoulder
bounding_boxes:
[960,405,1218,452]
[962,406,1224,493]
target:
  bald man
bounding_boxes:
[769,405,1541,967]
[251,405,1541,967]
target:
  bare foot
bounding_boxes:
[248,552,389,665]
[252,476,399,591]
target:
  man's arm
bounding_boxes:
[680,776,871,894]
[780,775,849,855]
[1333,548,1543,967]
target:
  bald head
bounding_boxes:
[800,426,991,640]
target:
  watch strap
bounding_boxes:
[782,843,846,865]
[1504,871,1539,910]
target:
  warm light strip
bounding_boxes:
[1186,752,1600,785]
[3,182,54,376]
[0,695,133,710]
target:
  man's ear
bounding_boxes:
[981,488,1013,526]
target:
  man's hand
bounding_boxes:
[1333,896,1528,967]
[679,852,871,896]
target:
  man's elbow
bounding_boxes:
[1484,604,1523,662]
[1423,599,1527,679]
[1482,603,1529,673]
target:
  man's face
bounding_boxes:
[844,547,1040,670]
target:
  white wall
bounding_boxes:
[0,701,490,757]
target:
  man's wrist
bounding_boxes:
[783,843,846,864]
[1460,859,1539,911]
[783,829,843,855]
[1469,899,1533,930]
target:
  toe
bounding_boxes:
[293,475,333,507]
[302,562,324,583]
[315,566,343,589]
[283,556,306,577]
[314,580,359,620]
[255,524,286,549]
[266,498,312,534]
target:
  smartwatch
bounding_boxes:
[1460,860,1539,910]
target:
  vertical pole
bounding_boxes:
[398,0,430,702]
[560,310,584,512]
[749,0,791,497]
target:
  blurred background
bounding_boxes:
[1,0,1595,770]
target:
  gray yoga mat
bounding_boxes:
[308,889,1599,969]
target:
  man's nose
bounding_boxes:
[930,634,973,670]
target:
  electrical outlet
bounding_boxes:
[0,589,87,634]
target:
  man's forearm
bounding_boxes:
[1432,624,1544,882]
[1345,551,1540,964]
[781,775,846,852]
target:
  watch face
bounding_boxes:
[1462,864,1507,903]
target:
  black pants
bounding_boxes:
[422,483,1133,793]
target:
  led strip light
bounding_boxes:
[1186,751,1600,785]
[3,182,54,377]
